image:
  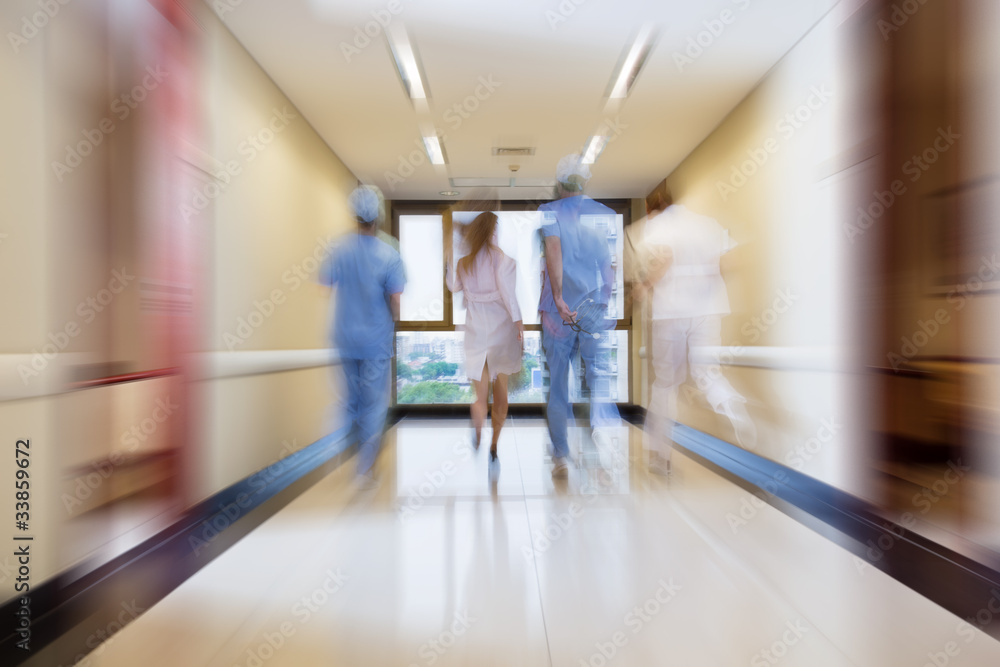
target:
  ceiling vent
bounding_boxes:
[492,147,535,157]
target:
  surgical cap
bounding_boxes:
[349,186,382,223]
[555,154,591,184]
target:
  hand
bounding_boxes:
[554,297,577,324]
[556,298,577,324]
[515,321,525,351]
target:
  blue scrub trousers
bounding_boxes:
[342,357,391,475]
[541,310,620,459]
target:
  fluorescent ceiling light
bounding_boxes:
[581,135,609,164]
[387,26,426,99]
[609,23,656,99]
[423,135,446,165]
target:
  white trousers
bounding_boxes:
[644,316,742,457]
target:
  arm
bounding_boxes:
[445,257,462,294]
[497,256,525,346]
[387,253,406,322]
[544,236,575,322]
[390,293,401,321]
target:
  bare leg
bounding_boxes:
[470,363,490,447]
[490,372,509,455]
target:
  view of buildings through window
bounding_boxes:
[395,206,629,405]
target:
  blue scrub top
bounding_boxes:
[320,234,406,360]
[538,195,614,313]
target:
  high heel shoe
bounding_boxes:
[488,448,500,481]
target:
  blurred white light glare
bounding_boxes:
[609,23,656,99]
[581,136,609,164]
[387,25,426,99]
[423,136,445,165]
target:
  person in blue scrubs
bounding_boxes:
[320,185,406,484]
[539,154,620,478]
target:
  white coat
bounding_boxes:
[447,247,522,381]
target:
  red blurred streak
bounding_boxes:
[69,368,181,391]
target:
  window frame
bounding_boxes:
[390,198,634,406]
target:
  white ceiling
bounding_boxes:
[210,0,839,200]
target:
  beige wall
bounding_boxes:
[191,3,359,499]
[0,0,361,595]
[0,0,105,593]
[644,5,864,492]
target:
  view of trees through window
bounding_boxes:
[395,332,545,404]
[394,203,629,406]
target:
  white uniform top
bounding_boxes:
[447,247,522,381]
[643,204,735,320]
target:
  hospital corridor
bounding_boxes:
[3,1,1000,666]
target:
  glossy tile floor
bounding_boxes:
[83,417,1000,666]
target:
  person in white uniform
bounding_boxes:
[634,192,756,475]
[447,210,524,469]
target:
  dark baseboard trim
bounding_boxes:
[1,430,357,666]
[663,419,1000,642]
[9,407,1000,662]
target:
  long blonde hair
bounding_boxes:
[457,211,499,277]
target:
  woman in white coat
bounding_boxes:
[447,211,524,467]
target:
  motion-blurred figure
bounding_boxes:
[539,154,620,478]
[634,191,756,475]
[447,209,524,477]
[320,185,406,486]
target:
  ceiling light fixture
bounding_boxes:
[386,25,427,100]
[423,135,446,165]
[608,23,656,100]
[581,135,610,164]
